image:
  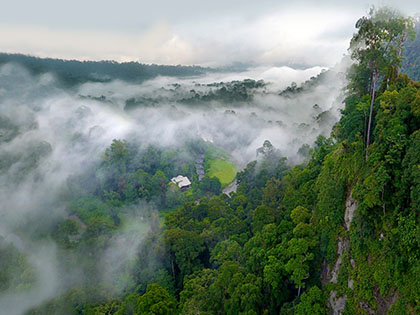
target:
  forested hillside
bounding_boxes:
[0,53,210,86]
[402,19,420,81]
[2,6,420,315]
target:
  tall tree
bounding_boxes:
[349,6,414,159]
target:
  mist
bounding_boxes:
[0,58,347,313]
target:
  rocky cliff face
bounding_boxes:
[327,190,357,314]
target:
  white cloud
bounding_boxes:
[1,1,416,67]
[0,0,418,67]
[0,5,362,67]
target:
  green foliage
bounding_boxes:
[251,205,277,233]
[0,239,37,293]
[210,240,243,267]
[285,233,317,294]
[115,293,140,315]
[349,6,414,91]
[335,94,370,143]
[164,228,205,280]
[180,269,217,314]
[136,283,177,315]
[28,285,116,315]
[199,176,222,195]
[294,286,326,314]
[290,206,311,225]
[180,79,266,105]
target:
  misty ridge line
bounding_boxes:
[0,52,238,87]
[0,52,329,87]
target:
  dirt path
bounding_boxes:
[222,179,238,196]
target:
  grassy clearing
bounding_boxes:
[119,213,150,234]
[207,159,237,187]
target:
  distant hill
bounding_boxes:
[0,53,211,86]
[401,21,420,81]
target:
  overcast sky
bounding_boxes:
[0,0,418,67]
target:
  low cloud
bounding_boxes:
[0,60,347,312]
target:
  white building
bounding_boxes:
[171,175,191,190]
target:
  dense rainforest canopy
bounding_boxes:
[1,6,420,315]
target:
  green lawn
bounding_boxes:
[207,159,237,187]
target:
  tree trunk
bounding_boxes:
[366,70,379,160]
[171,258,176,281]
[298,286,301,297]
[363,111,367,147]
[396,37,404,76]
[382,188,386,214]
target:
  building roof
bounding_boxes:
[171,175,191,188]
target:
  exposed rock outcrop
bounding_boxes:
[327,190,357,314]
[344,191,357,231]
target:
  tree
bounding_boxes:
[164,228,205,282]
[132,168,152,200]
[136,283,177,315]
[199,176,222,195]
[210,239,243,267]
[285,206,316,296]
[115,292,139,315]
[103,139,128,172]
[256,140,274,157]
[262,177,282,209]
[251,205,277,233]
[349,6,414,159]
[290,206,311,226]
[180,269,217,314]
[294,286,326,315]
[284,238,314,297]
[151,170,168,207]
